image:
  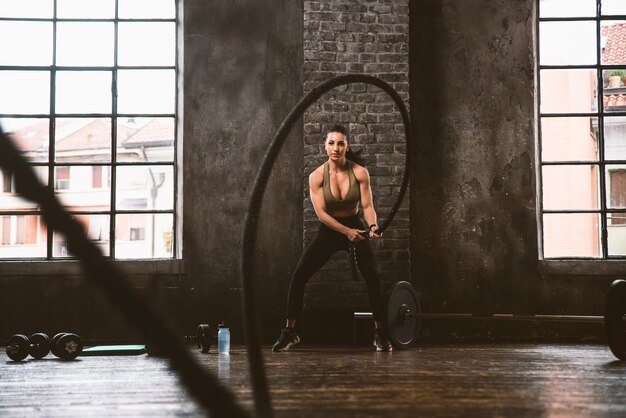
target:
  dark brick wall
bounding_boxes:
[302,0,410,315]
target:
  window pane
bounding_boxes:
[608,212,626,256]
[605,116,626,160]
[117,70,175,114]
[116,165,173,210]
[0,215,46,258]
[539,0,596,18]
[0,71,50,114]
[118,22,175,66]
[54,165,111,210]
[540,21,597,65]
[119,0,176,19]
[603,67,626,105]
[56,71,112,114]
[57,0,115,19]
[602,0,626,16]
[115,213,173,259]
[55,118,112,163]
[0,118,49,162]
[56,23,114,67]
[0,166,48,208]
[0,22,52,66]
[0,0,53,18]
[117,117,174,162]
[602,22,626,65]
[53,214,110,257]
[542,165,600,210]
[607,166,626,209]
[540,69,597,114]
[541,117,599,162]
[543,213,601,258]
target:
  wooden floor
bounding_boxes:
[2,343,626,417]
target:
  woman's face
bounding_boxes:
[325,131,349,161]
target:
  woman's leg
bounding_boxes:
[354,239,384,323]
[286,229,339,321]
[354,239,393,351]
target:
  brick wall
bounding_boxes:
[302,0,410,312]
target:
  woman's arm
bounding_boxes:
[355,165,381,239]
[309,168,366,242]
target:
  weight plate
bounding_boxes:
[51,333,67,358]
[6,334,30,361]
[197,324,211,353]
[57,333,83,360]
[384,281,420,349]
[605,279,626,360]
[29,333,51,359]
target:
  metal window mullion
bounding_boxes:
[542,160,601,166]
[172,0,180,259]
[538,15,626,22]
[596,0,609,258]
[536,0,546,258]
[110,0,119,259]
[0,17,175,22]
[543,209,601,214]
[46,0,58,260]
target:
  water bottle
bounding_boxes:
[217,322,230,354]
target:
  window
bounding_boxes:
[0,0,178,260]
[538,0,626,258]
[0,215,42,248]
[2,169,14,193]
[130,227,145,241]
[55,166,70,190]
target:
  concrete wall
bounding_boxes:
[410,0,619,341]
[182,0,303,342]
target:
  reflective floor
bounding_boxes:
[2,344,626,417]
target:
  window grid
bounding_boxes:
[537,0,626,259]
[0,0,178,260]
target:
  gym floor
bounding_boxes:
[2,343,626,417]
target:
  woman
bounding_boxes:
[272,124,393,352]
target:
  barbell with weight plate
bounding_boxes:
[366,280,626,355]
[605,278,626,360]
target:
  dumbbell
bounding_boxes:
[50,332,83,360]
[6,333,51,361]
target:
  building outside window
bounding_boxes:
[538,0,626,258]
[0,0,179,260]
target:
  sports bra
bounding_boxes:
[323,161,360,212]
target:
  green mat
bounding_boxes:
[81,344,147,356]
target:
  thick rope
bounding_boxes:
[241,74,412,418]
[0,130,249,418]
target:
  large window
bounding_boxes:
[0,0,179,260]
[538,0,626,258]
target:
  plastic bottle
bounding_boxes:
[217,322,230,354]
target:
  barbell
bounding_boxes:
[366,280,626,358]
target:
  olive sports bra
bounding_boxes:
[323,161,360,212]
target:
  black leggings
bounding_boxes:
[287,215,385,321]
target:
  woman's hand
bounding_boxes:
[368,224,382,239]
[345,228,367,242]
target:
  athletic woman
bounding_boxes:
[272,125,393,352]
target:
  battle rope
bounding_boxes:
[241,74,412,418]
[0,131,249,418]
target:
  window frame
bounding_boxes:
[0,0,181,261]
[537,0,626,260]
